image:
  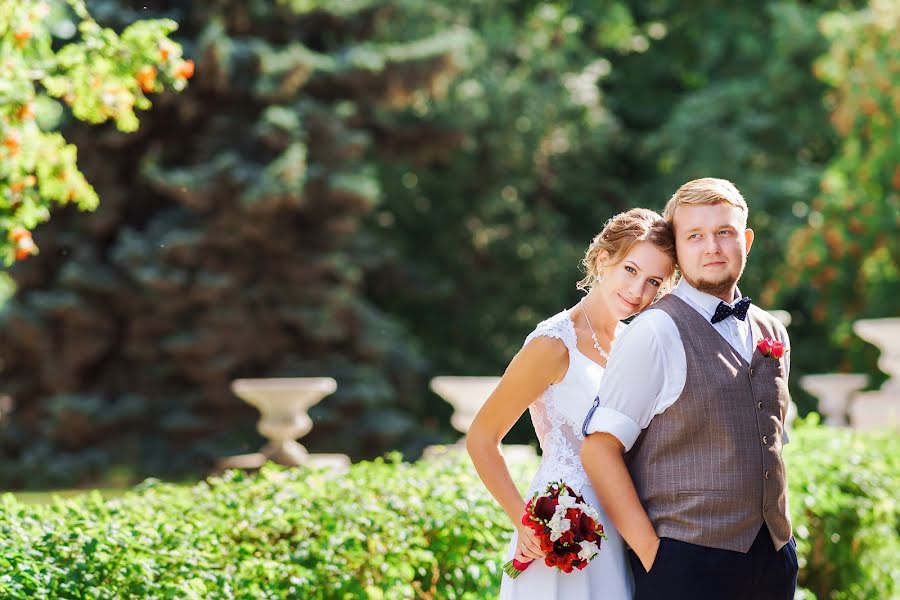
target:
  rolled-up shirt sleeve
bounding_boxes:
[582,309,681,452]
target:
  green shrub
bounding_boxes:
[1,422,896,599]
[784,416,900,600]
[0,450,533,599]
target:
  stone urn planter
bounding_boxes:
[799,373,868,426]
[430,376,501,437]
[849,318,900,430]
[217,377,348,471]
[427,376,535,462]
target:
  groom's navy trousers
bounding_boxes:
[628,525,798,600]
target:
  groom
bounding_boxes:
[581,178,797,599]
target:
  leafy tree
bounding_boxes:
[0,0,191,263]
[0,0,470,486]
[765,0,899,381]
[367,1,636,376]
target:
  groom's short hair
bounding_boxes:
[663,178,748,228]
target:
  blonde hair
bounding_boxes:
[663,177,748,227]
[577,208,676,291]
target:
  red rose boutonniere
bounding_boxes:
[757,337,787,360]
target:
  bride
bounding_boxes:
[467,208,676,599]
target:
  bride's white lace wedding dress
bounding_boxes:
[500,309,633,599]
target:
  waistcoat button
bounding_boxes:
[765,470,770,480]
[749,368,755,376]
[762,435,768,444]
[757,401,763,410]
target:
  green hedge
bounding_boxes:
[785,416,900,600]
[1,422,897,599]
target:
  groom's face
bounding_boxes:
[672,203,754,299]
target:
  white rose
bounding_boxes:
[577,540,599,561]
[548,512,571,541]
[557,494,577,510]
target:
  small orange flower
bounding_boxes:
[3,132,21,155]
[9,226,31,242]
[14,29,32,47]
[136,65,158,92]
[175,59,195,80]
[15,243,35,261]
[16,104,36,121]
[10,180,25,193]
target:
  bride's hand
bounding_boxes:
[513,523,547,562]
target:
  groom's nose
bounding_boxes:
[704,234,722,254]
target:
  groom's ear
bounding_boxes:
[744,228,755,255]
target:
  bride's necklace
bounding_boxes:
[579,300,611,360]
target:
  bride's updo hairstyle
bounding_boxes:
[576,208,676,292]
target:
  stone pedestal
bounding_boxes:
[426,376,536,460]
[216,377,349,472]
[850,319,900,431]
[799,374,868,426]
[430,376,501,436]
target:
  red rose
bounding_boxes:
[560,530,575,545]
[576,512,596,541]
[757,337,788,360]
[556,553,575,573]
[770,341,785,359]
[533,496,558,521]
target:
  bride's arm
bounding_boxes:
[466,336,568,558]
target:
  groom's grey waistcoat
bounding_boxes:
[625,294,792,553]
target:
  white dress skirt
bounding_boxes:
[498,309,634,599]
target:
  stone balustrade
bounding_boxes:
[800,317,899,431]
[215,317,897,474]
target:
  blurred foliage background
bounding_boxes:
[0,0,897,488]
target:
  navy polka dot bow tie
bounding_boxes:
[711,296,752,324]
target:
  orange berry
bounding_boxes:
[15,233,36,260]
[14,29,31,47]
[136,65,158,93]
[16,104,35,121]
[175,59,195,80]
[3,132,21,155]
[9,226,31,242]
[10,180,25,193]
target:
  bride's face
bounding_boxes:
[596,241,674,319]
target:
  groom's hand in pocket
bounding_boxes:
[638,536,661,572]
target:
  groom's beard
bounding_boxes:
[683,258,747,298]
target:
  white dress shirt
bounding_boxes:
[584,278,791,452]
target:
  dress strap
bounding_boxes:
[523,310,579,355]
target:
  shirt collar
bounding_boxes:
[673,278,744,320]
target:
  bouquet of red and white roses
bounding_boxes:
[503,481,606,579]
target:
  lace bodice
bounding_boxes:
[524,309,609,497]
